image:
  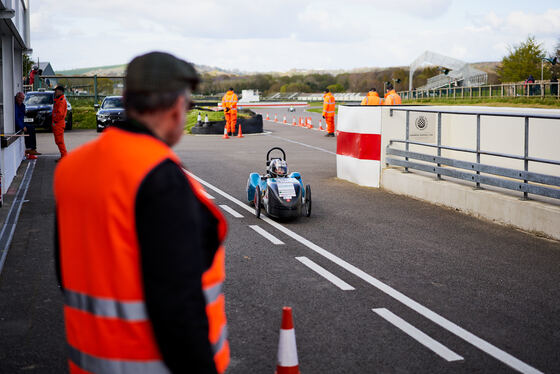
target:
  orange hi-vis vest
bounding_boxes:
[384,89,402,105]
[54,127,229,374]
[322,92,336,118]
[361,91,381,105]
[221,91,238,114]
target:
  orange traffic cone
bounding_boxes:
[274,114,278,122]
[292,117,297,126]
[298,117,303,127]
[237,124,244,138]
[266,113,270,120]
[318,120,324,131]
[222,125,229,139]
[283,116,287,124]
[275,307,300,374]
[307,117,313,129]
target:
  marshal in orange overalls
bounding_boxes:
[221,90,238,134]
[52,93,68,158]
[323,91,336,134]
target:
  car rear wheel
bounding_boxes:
[304,184,312,217]
[254,186,262,218]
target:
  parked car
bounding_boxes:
[95,96,125,132]
[24,91,73,131]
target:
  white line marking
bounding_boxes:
[296,256,355,291]
[205,192,215,199]
[219,204,243,218]
[249,225,284,245]
[267,135,336,155]
[373,308,464,362]
[186,171,543,374]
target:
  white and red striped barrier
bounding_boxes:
[336,106,382,187]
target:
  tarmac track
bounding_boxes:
[0,109,559,373]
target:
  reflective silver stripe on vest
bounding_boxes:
[203,283,223,304]
[212,325,228,354]
[64,289,148,321]
[68,344,170,374]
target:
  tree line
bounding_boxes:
[197,36,559,95]
[197,66,441,96]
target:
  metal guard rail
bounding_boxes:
[386,141,560,200]
[386,108,560,200]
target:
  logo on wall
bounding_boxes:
[415,116,428,130]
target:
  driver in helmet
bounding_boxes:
[269,159,288,178]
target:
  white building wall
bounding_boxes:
[0,0,30,195]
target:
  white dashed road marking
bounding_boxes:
[373,308,464,362]
[296,256,355,291]
[219,204,244,218]
[249,225,284,245]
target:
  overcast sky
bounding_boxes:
[30,0,560,72]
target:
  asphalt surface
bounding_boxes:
[1,113,559,373]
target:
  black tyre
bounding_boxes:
[65,113,73,131]
[254,186,261,218]
[304,184,312,217]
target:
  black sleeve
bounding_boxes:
[136,160,218,374]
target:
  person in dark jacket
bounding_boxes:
[15,92,41,156]
[54,52,229,374]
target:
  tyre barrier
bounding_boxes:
[191,114,263,135]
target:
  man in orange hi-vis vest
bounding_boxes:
[361,88,382,105]
[221,87,238,136]
[54,52,229,374]
[384,83,402,105]
[322,88,336,137]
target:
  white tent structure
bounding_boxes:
[409,51,487,91]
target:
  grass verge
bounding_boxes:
[185,109,251,133]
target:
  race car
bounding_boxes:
[246,147,311,219]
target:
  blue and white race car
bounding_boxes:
[246,147,311,219]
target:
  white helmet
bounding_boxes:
[269,159,288,177]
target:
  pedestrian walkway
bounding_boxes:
[0,156,67,373]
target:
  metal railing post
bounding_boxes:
[405,111,410,173]
[476,114,481,189]
[437,112,442,180]
[523,116,529,200]
[94,75,98,103]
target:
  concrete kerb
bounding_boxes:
[381,168,560,241]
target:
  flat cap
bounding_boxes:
[125,51,199,93]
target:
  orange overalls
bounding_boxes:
[384,89,402,105]
[361,91,382,105]
[322,92,336,134]
[221,90,238,134]
[52,95,68,157]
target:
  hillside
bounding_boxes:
[57,63,236,77]
[57,61,499,79]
